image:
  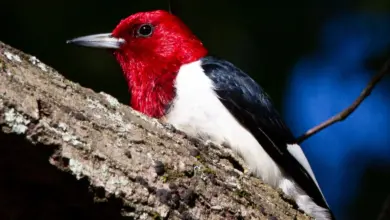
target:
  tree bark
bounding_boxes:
[0,41,310,220]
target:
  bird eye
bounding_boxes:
[136,24,154,37]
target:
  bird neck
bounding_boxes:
[127,59,178,118]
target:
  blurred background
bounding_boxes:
[1,0,390,219]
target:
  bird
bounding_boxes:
[67,10,335,220]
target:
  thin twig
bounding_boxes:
[377,195,390,220]
[296,58,390,143]
[168,0,172,13]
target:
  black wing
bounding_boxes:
[201,56,329,210]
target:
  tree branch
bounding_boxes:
[0,41,311,220]
[296,58,390,143]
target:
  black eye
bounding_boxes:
[136,24,154,37]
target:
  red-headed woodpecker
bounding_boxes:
[67,10,335,220]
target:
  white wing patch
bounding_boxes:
[287,144,330,209]
[287,144,321,189]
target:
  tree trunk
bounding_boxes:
[0,41,310,220]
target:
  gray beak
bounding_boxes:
[66,33,125,49]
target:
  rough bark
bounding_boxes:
[0,41,310,220]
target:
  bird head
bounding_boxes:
[67,10,208,117]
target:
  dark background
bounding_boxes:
[1,0,390,219]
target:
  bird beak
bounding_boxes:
[66,33,125,49]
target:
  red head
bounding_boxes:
[67,10,208,118]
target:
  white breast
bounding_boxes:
[166,60,332,220]
[166,60,283,186]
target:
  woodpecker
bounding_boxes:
[67,10,335,220]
